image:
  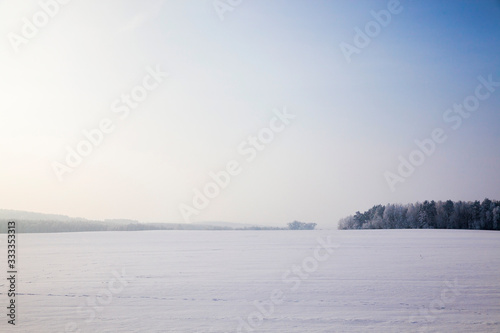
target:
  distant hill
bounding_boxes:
[0,209,277,233]
[0,209,87,222]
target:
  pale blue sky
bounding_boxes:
[0,0,499,227]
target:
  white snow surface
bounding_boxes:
[1,229,499,332]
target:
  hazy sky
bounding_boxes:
[1,0,499,227]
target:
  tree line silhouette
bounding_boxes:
[0,218,313,233]
[338,199,500,230]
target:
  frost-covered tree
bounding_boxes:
[288,221,317,230]
[337,199,500,230]
[493,206,500,230]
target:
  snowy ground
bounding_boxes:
[1,229,499,332]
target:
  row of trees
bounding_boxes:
[288,221,317,230]
[0,220,318,233]
[0,220,232,233]
[338,199,500,230]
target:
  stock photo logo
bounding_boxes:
[213,0,244,21]
[179,107,296,223]
[64,269,134,333]
[237,235,339,332]
[339,0,404,64]
[408,278,463,332]
[7,0,73,53]
[384,73,500,192]
[51,65,168,182]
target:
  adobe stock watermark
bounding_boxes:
[51,64,168,182]
[179,107,295,223]
[408,278,463,332]
[7,0,72,54]
[385,73,500,192]
[63,268,134,333]
[339,0,403,64]
[236,235,339,332]
[213,0,243,21]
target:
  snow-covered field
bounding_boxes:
[1,229,499,332]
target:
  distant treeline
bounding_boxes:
[0,220,297,233]
[338,199,500,230]
[238,226,286,230]
[0,220,233,233]
[0,209,316,233]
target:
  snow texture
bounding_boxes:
[1,229,499,332]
